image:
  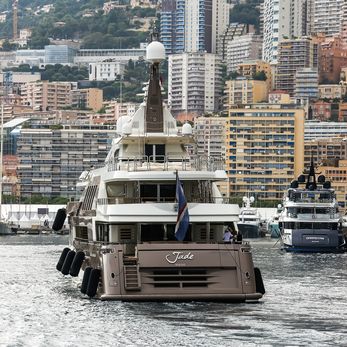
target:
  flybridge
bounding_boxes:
[106,155,225,172]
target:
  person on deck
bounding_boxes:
[223,226,233,242]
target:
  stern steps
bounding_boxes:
[123,261,141,291]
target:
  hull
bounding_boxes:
[237,223,260,238]
[0,222,12,235]
[282,229,346,253]
[65,241,265,302]
[269,223,280,238]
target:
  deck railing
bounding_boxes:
[97,196,230,205]
[107,155,225,172]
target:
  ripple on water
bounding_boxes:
[0,236,346,347]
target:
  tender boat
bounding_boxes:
[279,161,346,253]
[237,197,262,238]
[55,36,265,302]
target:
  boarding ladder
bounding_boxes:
[123,257,141,291]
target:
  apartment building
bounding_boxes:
[226,104,305,200]
[226,33,263,73]
[262,0,311,63]
[304,137,347,167]
[318,35,347,84]
[224,79,268,107]
[311,101,331,120]
[294,68,319,101]
[70,88,103,112]
[218,23,255,61]
[338,103,347,122]
[193,116,226,159]
[168,52,222,115]
[237,60,272,91]
[21,81,75,111]
[276,38,318,96]
[305,121,347,140]
[104,100,138,120]
[313,0,343,37]
[160,0,230,54]
[16,124,117,199]
[318,84,347,99]
[319,159,347,211]
[88,61,126,81]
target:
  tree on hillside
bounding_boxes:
[253,71,267,81]
[230,0,261,30]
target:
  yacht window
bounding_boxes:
[145,144,165,163]
[140,183,176,202]
[96,224,109,242]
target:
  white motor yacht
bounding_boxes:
[279,161,346,252]
[55,36,265,301]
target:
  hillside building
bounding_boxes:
[224,79,268,107]
[226,33,262,73]
[168,52,222,116]
[275,38,319,96]
[226,104,305,200]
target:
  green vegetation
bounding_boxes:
[253,70,267,81]
[0,0,156,49]
[89,59,168,102]
[229,0,262,30]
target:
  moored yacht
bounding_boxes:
[237,197,262,238]
[55,36,265,302]
[279,161,346,253]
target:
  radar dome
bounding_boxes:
[122,122,132,135]
[116,116,131,135]
[249,196,255,203]
[182,123,192,135]
[146,41,165,63]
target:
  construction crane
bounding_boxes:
[13,0,18,40]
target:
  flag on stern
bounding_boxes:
[175,173,190,241]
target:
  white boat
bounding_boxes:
[55,36,265,302]
[237,197,262,238]
[279,161,346,253]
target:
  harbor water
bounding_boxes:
[0,235,346,347]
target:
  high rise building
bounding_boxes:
[160,0,230,54]
[218,23,255,61]
[193,116,226,159]
[226,33,262,73]
[313,0,343,37]
[262,0,312,63]
[224,79,268,106]
[341,1,347,49]
[237,60,273,91]
[275,38,319,96]
[17,124,117,198]
[226,104,305,200]
[21,81,75,111]
[294,67,319,101]
[168,52,222,115]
